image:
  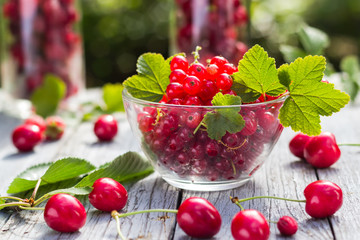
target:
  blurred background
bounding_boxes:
[81,0,360,87]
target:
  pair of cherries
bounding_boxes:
[289,132,341,168]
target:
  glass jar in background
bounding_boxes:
[0,0,85,117]
[171,0,249,64]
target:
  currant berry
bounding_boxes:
[221,63,238,74]
[210,56,228,67]
[138,114,156,133]
[170,55,189,72]
[94,115,118,141]
[166,82,185,99]
[183,95,202,106]
[206,64,220,80]
[188,63,207,80]
[183,76,202,95]
[170,69,187,84]
[177,197,222,238]
[44,193,86,233]
[89,178,128,212]
[216,73,233,91]
[12,124,42,152]
[198,80,218,102]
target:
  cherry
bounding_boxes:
[303,132,341,168]
[44,193,86,233]
[45,116,65,140]
[89,178,128,212]
[24,115,46,135]
[277,216,298,236]
[12,124,42,152]
[304,180,343,218]
[231,209,270,240]
[94,115,118,141]
[289,133,311,159]
[177,197,221,238]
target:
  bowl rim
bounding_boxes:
[122,88,288,108]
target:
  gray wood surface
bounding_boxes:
[1,93,359,240]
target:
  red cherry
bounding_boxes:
[289,133,311,159]
[304,180,343,218]
[25,115,46,134]
[45,116,66,140]
[44,193,86,232]
[303,132,341,168]
[231,209,270,240]
[177,197,221,238]
[89,178,128,212]
[94,115,118,141]
[277,216,298,236]
[12,124,42,152]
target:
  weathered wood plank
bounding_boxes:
[174,128,333,239]
[315,105,360,240]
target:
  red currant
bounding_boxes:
[304,180,343,218]
[170,69,187,84]
[183,76,202,95]
[206,64,220,80]
[177,197,221,238]
[12,124,42,152]
[210,56,228,67]
[188,63,207,80]
[166,82,185,99]
[198,80,218,102]
[216,73,233,91]
[89,178,128,212]
[44,193,86,233]
[94,115,118,141]
[170,55,189,72]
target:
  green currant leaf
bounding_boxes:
[340,55,360,101]
[123,53,170,102]
[203,93,245,140]
[298,25,330,55]
[7,158,96,194]
[103,83,125,112]
[231,44,286,103]
[75,152,153,187]
[279,56,350,135]
[30,74,66,118]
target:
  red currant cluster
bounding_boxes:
[175,0,248,64]
[12,115,65,151]
[136,54,285,182]
[2,0,81,98]
[164,55,238,106]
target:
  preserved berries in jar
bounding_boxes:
[1,0,84,106]
[172,0,249,64]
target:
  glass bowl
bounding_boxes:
[123,89,285,191]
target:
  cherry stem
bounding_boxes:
[0,202,31,208]
[235,196,306,204]
[19,206,45,211]
[113,215,127,240]
[31,178,42,204]
[338,143,360,147]
[0,196,25,202]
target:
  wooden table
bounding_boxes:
[1,91,360,240]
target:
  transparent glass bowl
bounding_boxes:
[123,89,285,191]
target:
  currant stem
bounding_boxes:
[192,46,202,63]
[193,121,206,135]
[338,143,360,147]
